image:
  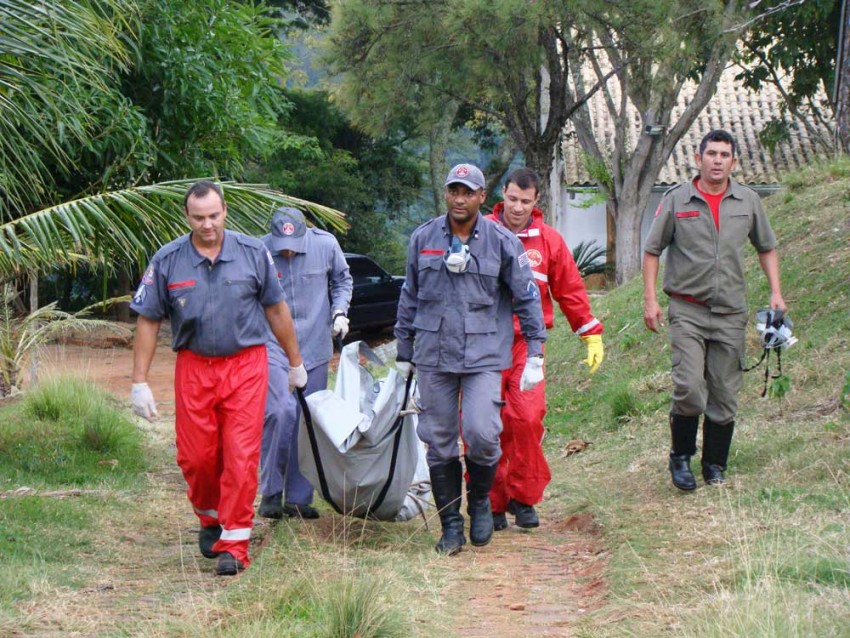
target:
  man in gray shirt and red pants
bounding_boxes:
[129,181,307,575]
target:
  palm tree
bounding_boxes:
[1,0,346,280]
[0,284,132,397]
[0,0,138,219]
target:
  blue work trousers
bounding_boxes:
[416,369,503,467]
[260,361,328,504]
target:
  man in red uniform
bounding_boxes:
[486,168,604,529]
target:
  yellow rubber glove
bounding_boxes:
[581,334,604,374]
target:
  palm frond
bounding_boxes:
[0,0,139,214]
[0,180,348,277]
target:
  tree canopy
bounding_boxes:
[325,0,762,282]
[0,0,344,281]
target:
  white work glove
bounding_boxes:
[332,311,350,339]
[396,360,415,378]
[289,362,308,392]
[130,382,158,422]
[520,356,545,391]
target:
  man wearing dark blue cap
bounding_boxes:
[394,163,547,555]
[258,207,353,519]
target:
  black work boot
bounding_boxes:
[198,524,222,559]
[508,498,540,529]
[429,459,466,555]
[283,503,320,519]
[669,414,699,491]
[465,456,498,547]
[258,492,284,519]
[702,417,735,485]
[493,512,509,531]
[215,552,245,576]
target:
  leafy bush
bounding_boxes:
[571,240,609,277]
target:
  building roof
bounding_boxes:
[561,64,834,187]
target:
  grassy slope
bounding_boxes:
[542,159,850,636]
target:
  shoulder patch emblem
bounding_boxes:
[526,280,540,299]
[525,249,543,267]
[141,265,155,285]
[518,251,530,268]
[133,283,146,305]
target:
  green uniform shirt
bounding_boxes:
[644,178,777,314]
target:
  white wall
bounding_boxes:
[549,187,778,258]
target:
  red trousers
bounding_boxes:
[490,338,551,513]
[174,345,267,565]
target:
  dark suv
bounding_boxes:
[345,253,404,333]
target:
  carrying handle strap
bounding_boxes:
[364,372,415,518]
[297,387,344,515]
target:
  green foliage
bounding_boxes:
[322,577,407,638]
[0,285,130,396]
[609,386,641,423]
[2,0,347,286]
[737,0,838,111]
[246,88,423,272]
[1,377,146,485]
[124,0,294,181]
[768,373,791,399]
[0,0,138,217]
[571,240,609,277]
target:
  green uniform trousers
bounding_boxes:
[668,297,747,425]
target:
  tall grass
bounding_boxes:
[0,376,146,485]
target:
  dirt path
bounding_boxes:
[26,338,608,636]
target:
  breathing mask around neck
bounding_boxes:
[445,235,471,273]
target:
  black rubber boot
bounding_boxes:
[258,492,284,519]
[465,456,498,547]
[702,417,735,485]
[493,512,509,531]
[669,414,699,491]
[215,552,245,576]
[198,525,222,559]
[508,498,540,529]
[429,459,466,555]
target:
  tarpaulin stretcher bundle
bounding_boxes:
[297,341,431,521]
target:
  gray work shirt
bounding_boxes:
[644,178,777,314]
[261,228,353,371]
[394,214,546,373]
[130,230,284,356]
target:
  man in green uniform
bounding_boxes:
[642,129,787,491]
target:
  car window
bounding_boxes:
[349,257,387,285]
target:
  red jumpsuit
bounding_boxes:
[486,205,603,512]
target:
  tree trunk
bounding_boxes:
[524,144,555,215]
[615,198,643,284]
[29,272,38,313]
[428,104,457,216]
[836,0,850,152]
[606,200,617,286]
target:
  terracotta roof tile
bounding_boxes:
[562,65,833,186]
